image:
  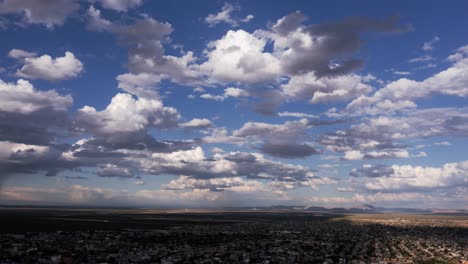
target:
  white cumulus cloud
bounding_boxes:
[14,51,83,81]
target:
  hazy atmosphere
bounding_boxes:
[0,0,467,209]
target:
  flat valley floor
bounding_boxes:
[0,208,467,263]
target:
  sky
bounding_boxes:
[0,0,467,209]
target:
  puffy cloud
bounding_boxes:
[75,93,180,143]
[179,118,212,129]
[205,3,236,27]
[363,149,409,160]
[164,174,326,195]
[343,150,364,161]
[0,79,72,114]
[346,97,417,116]
[116,72,162,98]
[266,12,411,77]
[86,5,112,31]
[202,128,233,144]
[281,72,373,104]
[343,149,410,161]
[321,107,468,158]
[190,12,410,115]
[365,161,468,191]
[204,3,254,27]
[203,118,350,158]
[8,49,36,60]
[271,11,307,36]
[200,94,229,101]
[81,10,411,113]
[421,56,468,97]
[223,87,249,98]
[71,83,183,171]
[0,78,72,145]
[0,141,65,179]
[0,0,79,28]
[54,136,202,185]
[200,29,280,83]
[82,10,410,113]
[200,87,249,101]
[356,108,468,139]
[86,11,201,86]
[347,53,468,115]
[67,90,198,184]
[68,136,197,161]
[202,119,344,159]
[232,119,311,143]
[61,144,317,196]
[91,0,143,12]
[384,58,468,98]
[163,175,264,193]
[114,16,172,57]
[447,45,468,62]
[231,118,347,146]
[13,51,83,81]
[135,147,316,183]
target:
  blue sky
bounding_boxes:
[0,0,467,209]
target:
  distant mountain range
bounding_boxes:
[224,204,468,215]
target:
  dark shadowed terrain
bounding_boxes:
[0,208,467,263]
